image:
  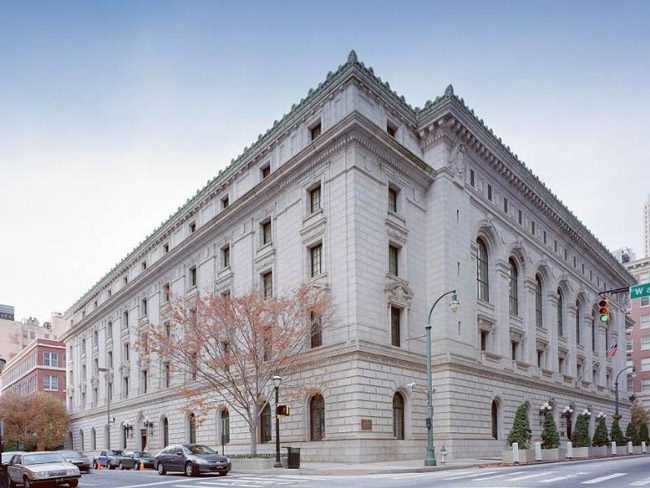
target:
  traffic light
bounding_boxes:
[598,296,609,323]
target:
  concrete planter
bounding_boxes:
[541,447,566,461]
[502,448,536,463]
[571,447,590,458]
[633,446,643,455]
[232,457,279,470]
[589,446,608,458]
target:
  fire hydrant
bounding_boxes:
[440,446,448,465]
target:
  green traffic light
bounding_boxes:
[600,315,608,322]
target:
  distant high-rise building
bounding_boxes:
[643,195,650,258]
[613,247,636,264]
[0,304,15,321]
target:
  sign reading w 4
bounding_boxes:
[630,284,650,299]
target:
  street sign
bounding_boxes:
[630,284,650,299]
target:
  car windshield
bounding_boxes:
[186,445,216,455]
[23,453,65,465]
[109,450,124,456]
[60,451,83,457]
[2,453,20,463]
[141,452,152,458]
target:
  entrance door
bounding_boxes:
[140,429,147,451]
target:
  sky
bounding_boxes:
[1,0,649,323]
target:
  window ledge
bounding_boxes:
[482,351,502,365]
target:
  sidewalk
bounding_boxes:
[234,457,500,476]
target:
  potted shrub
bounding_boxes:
[640,423,650,452]
[503,403,534,463]
[540,404,564,461]
[571,412,591,458]
[611,414,626,450]
[590,412,609,457]
[626,422,641,454]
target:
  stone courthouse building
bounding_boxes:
[63,51,633,461]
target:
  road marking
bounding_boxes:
[444,471,498,480]
[630,480,650,487]
[114,481,194,488]
[582,473,627,484]
[539,472,590,483]
[473,471,526,480]
[506,471,557,481]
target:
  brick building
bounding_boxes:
[0,339,67,402]
[626,257,650,408]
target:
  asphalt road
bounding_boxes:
[71,455,650,488]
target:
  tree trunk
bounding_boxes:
[249,422,258,455]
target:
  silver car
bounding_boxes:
[7,452,80,488]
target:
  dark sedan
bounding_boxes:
[125,451,154,469]
[56,451,91,473]
[154,444,230,477]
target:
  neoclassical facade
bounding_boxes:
[63,51,633,462]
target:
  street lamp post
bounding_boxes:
[615,365,635,417]
[424,290,459,467]
[272,375,282,468]
[97,368,112,449]
[0,356,8,488]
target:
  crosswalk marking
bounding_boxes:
[538,472,589,483]
[473,471,526,481]
[443,471,498,480]
[506,471,557,482]
[631,479,650,486]
[582,473,627,484]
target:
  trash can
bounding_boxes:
[284,447,301,469]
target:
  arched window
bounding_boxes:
[260,404,272,443]
[535,275,543,328]
[91,428,96,451]
[220,408,230,446]
[491,400,499,439]
[188,413,196,444]
[476,239,489,302]
[557,289,564,337]
[310,394,325,441]
[591,316,596,352]
[122,425,127,449]
[79,429,85,451]
[393,393,405,440]
[508,259,518,316]
[162,417,169,447]
[575,301,581,345]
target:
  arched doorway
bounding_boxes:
[393,393,404,440]
[310,394,325,441]
[491,400,499,440]
[188,413,196,444]
[161,416,169,447]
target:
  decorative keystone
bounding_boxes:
[347,49,358,64]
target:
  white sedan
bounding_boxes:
[7,452,80,488]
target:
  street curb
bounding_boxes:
[231,462,480,476]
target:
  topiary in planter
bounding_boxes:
[625,422,639,446]
[610,415,626,445]
[640,422,650,445]
[507,403,532,449]
[541,412,560,449]
[572,414,591,448]
[592,416,609,447]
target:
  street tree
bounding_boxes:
[144,285,330,455]
[507,403,532,449]
[541,411,560,449]
[625,422,639,446]
[592,416,609,447]
[571,414,591,448]
[610,414,626,445]
[632,402,649,426]
[0,392,69,451]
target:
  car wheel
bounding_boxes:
[157,463,166,475]
[23,477,32,488]
[119,462,125,470]
[109,463,115,470]
[69,481,79,488]
[218,471,228,476]
[184,462,195,477]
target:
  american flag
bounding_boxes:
[606,343,618,358]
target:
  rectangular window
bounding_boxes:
[480,330,488,352]
[262,221,272,245]
[189,221,196,234]
[543,231,547,244]
[564,248,568,260]
[260,163,271,179]
[221,195,229,209]
[108,288,112,298]
[262,271,273,298]
[511,341,519,361]
[390,306,401,347]
[627,339,634,352]
[643,379,650,392]
[577,362,582,378]
[163,242,169,254]
[642,358,650,372]
[163,283,170,303]
[487,184,492,201]
[123,310,129,328]
[386,121,397,137]
[44,375,58,391]
[388,245,399,276]
[470,170,475,187]
[388,187,398,213]
[142,370,148,394]
[108,351,113,368]
[123,377,129,398]
[531,221,536,235]
[124,342,130,361]
[537,349,545,369]
[164,363,171,388]
[43,351,58,367]
[310,185,322,214]
[310,312,322,348]
[641,316,650,329]
[559,356,565,373]
[141,298,148,316]
[310,244,323,278]
[222,246,230,269]
[189,266,197,288]
[142,261,147,271]
[310,122,322,140]
[503,197,508,214]
[554,240,558,253]
[642,337,650,351]
[107,321,113,338]
[518,210,522,225]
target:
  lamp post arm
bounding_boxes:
[427,290,457,326]
[614,365,634,418]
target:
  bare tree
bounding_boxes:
[143,285,329,454]
[0,392,70,451]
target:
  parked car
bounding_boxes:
[125,451,155,469]
[92,449,136,470]
[56,451,91,473]
[1,452,24,464]
[154,444,231,477]
[7,451,80,488]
